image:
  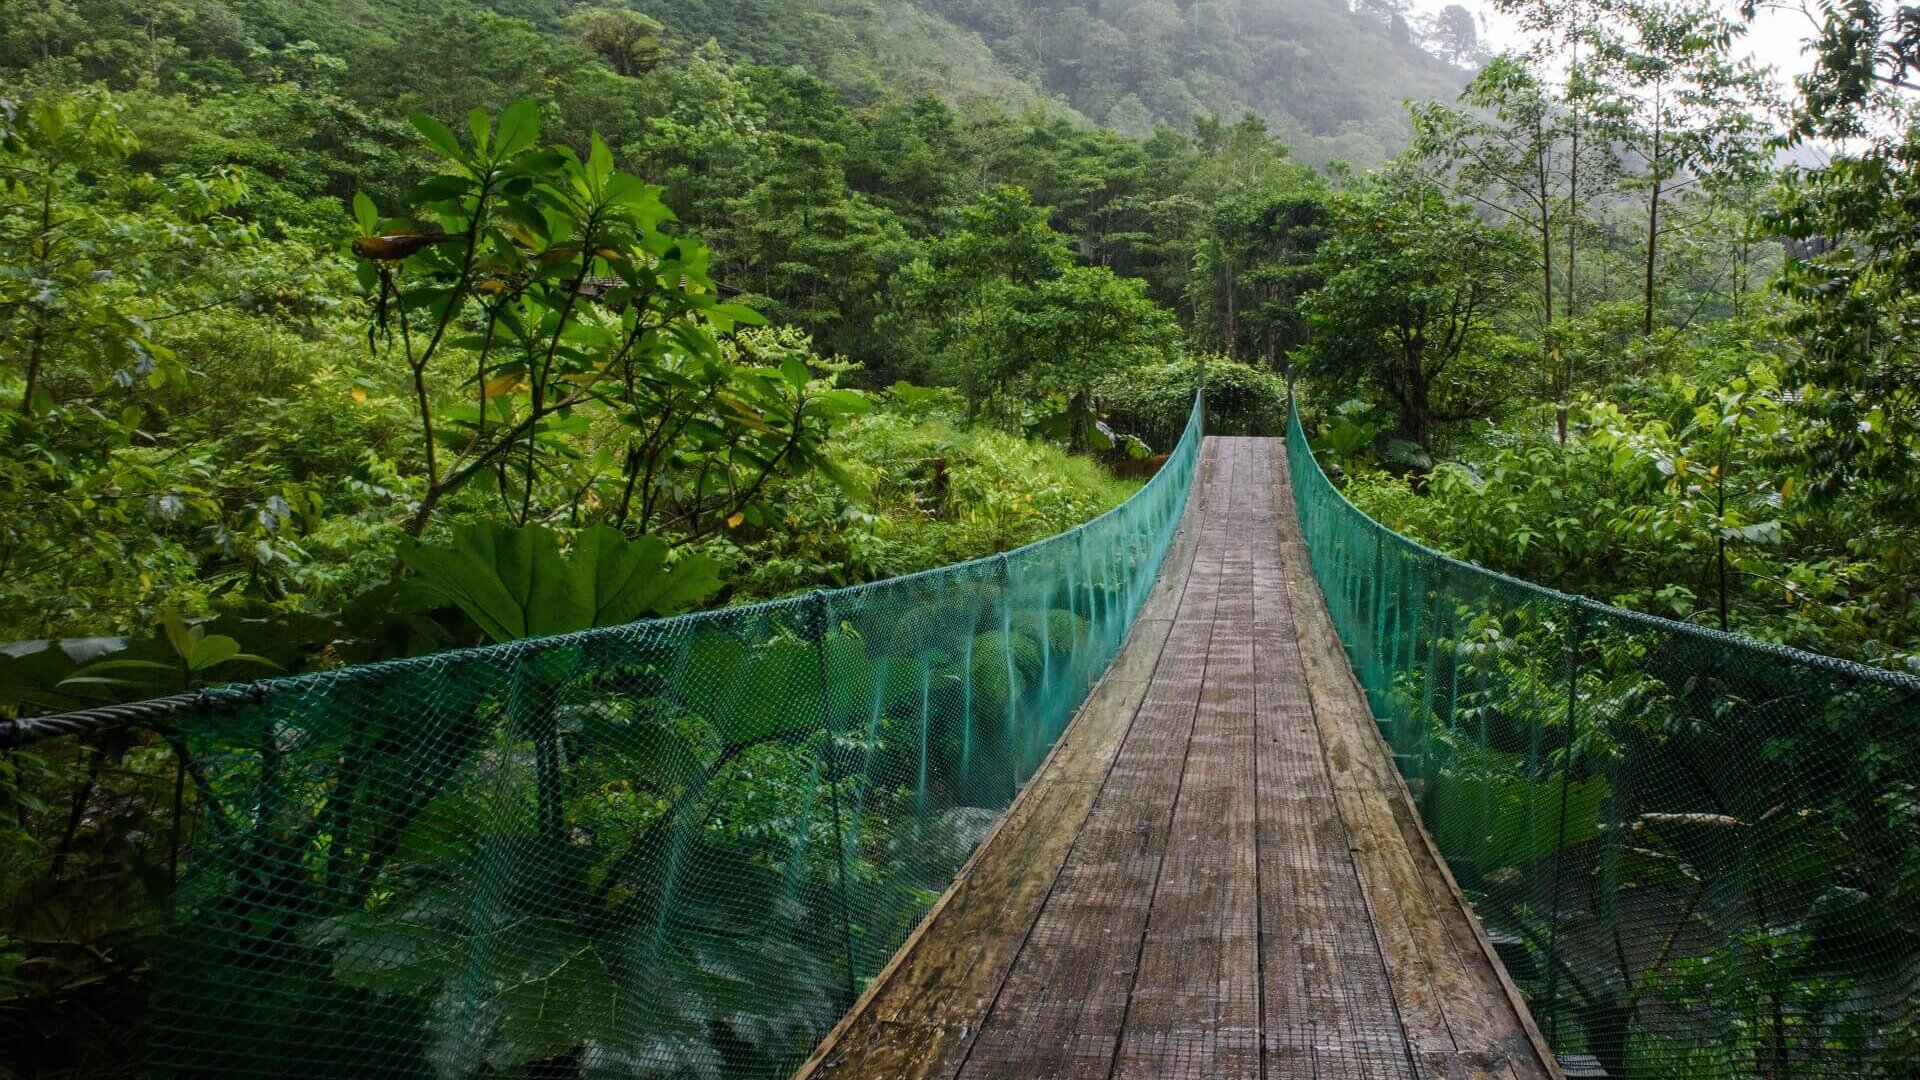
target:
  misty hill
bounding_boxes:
[3,0,1468,163]
[621,0,1473,163]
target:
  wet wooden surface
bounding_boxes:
[795,437,1558,1080]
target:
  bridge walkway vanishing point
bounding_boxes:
[795,436,1559,1080]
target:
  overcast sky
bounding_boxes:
[1437,0,1821,92]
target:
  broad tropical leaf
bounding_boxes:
[400,523,721,642]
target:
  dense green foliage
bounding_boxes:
[1102,355,1288,449]
[0,0,1345,667]
[1295,0,1920,677]
[3,0,1919,1074]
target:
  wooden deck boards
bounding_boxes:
[796,437,1557,1080]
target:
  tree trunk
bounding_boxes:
[1562,63,1580,444]
[1642,93,1663,338]
[1566,45,1582,321]
[1406,342,1430,448]
[21,166,57,416]
[1536,119,1560,444]
[1222,249,1238,357]
[1716,441,1730,632]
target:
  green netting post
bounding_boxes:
[1369,521,1387,715]
[1416,574,1444,796]
[811,590,860,1002]
[1346,528,1363,649]
[996,552,1023,793]
[1399,545,1421,745]
[1541,607,1585,1045]
[1074,525,1093,689]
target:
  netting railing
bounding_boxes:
[1287,394,1920,1079]
[3,395,1202,1080]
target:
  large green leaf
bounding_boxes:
[573,527,723,626]
[0,637,128,713]
[1430,760,1610,871]
[487,926,620,1070]
[399,524,721,642]
[407,112,469,167]
[494,100,542,160]
[313,913,462,996]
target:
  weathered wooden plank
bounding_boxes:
[1236,438,1416,1080]
[1249,437,1337,1075]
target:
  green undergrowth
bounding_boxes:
[701,409,1139,602]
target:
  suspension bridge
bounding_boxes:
[796,436,1554,1080]
[6,394,1916,1079]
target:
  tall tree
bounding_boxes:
[1188,188,1329,369]
[1024,266,1182,450]
[1414,56,1580,437]
[890,185,1073,414]
[1492,0,1611,356]
[1429,4,1481,65]
[727,132,913,355]
[569,7,672,77]
[1586,0,1768,337]
[1302,171,1528,446]
[1181,114,1321,361]
[1764,0,1920,523]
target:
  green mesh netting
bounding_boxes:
[73,395,1202,1079]
[1287,394,1920,1079]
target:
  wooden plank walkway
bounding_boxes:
[795,437,1559,1080]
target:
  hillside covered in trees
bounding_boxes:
[5,0,1474,165]
[629,0,1475,161]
